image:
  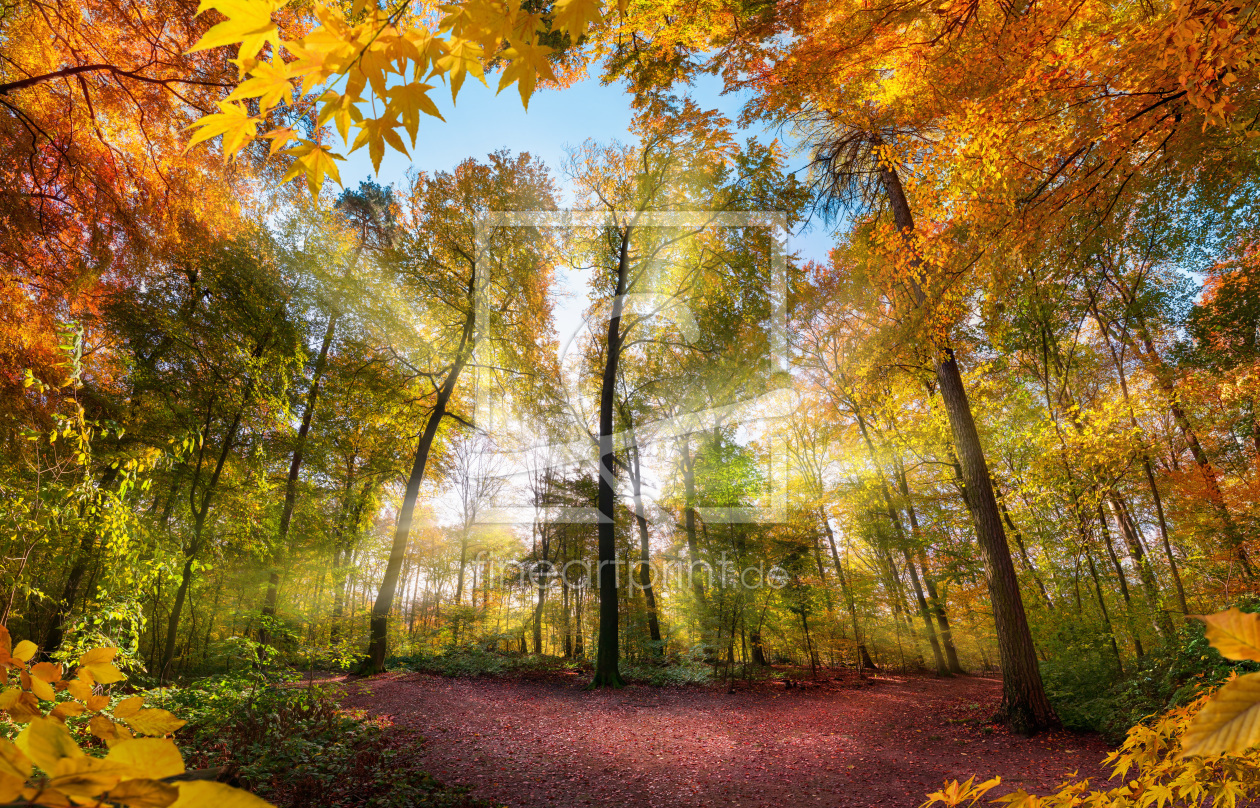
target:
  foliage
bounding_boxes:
[0,628,270,808]
[923,608,1260,806]
[185,0,609,193]
[174,674,492,808]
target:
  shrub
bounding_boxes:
[175,673,494,808]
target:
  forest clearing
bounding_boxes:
[5,0,1260,804]
[341,672,1112,808]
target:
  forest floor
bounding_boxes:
[339,669,1115,808]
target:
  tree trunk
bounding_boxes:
[629,439,662,652]
[42,465,119,656]
[895,458,963,674]
[160,397,249,682]
[366,273,477,673]
[592,226,631,688]
[260,312,338,649]
[879,164,1056,733]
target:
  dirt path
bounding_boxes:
[342,672,1113,808]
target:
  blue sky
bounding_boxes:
[337,71,837,265]
[336,71,837,356]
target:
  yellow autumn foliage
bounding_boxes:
[0,626,275,808]
[923,608,1260,808]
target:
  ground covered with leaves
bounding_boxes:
[342,672,1113,807]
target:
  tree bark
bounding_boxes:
[365,270,476,673]
[879,164,1056,732]
[260,311,338,648]
[592,225,631,688]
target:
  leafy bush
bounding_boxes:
[620,660,714,687]
[1040,612,1260,740]
[390,646,587,678]
[392,645,715,686]
[174,673,494,808]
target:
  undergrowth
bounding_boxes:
[389,646,716,686]
[162,672,495,808]
[1040,607,1260,741]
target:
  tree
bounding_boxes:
[363,151,558,672]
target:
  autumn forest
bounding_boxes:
[3,0,1260,805]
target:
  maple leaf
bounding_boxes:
[315,90,364,142]
[497,39,557,107]
[351,113,410,173]
[224,59,296,113]
[185,102,261,160]
[386,82,445,144]
[189,0,286,66]
[1197,608,1260,662]
[432,37,486,100]
[281,140,344,196]
[549,0,603,35]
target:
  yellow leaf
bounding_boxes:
[384,82,443,145]
[549,0,602,34]
[496,40,555,108]
[26,785,71,806]
[0,772,21,804]
[49,757,127,798]
[188,0,285,64]
[114,697,144,719]
[171,780,273,808]
[0,625,11,658]
[185,102,260,161]
[262,127,299,157]
[13,641,37,664]
[15,718,83,772]
[432,37,485,100]
[1198,609,1260,662]
[49,702,86,721]
[29,676,55,702]
[86,694,110,712]
[314,91,362,143]
[78,649,115,667]
[107,739,185,780]
[86,662,127,686]
[280,141,343,197]
[124,709,187,736]
[224,59,295,112]
[6,691,41,723]
[29,663,61,684]
[107,778,180,808]
[0,688,19,710]
[0,738,32,781]
[63,679,92,703]
[1181,672,1260,758]
[89,716,120,742]
[350,113,409,173]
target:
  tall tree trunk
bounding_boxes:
[819,511,874,670]
[628,438,662,651]
[1114,300,1252,576]
[160,399,248,682]
[592,226,631,688]
[993,480,1055,610]
[1085,549,1124,672]
[1097,504,1145,659]
[365,273,476,673]
[42,465,119,656]
[680,436,705,602]
[895,458,963,674]
[1090,303,1188,613]
[854,413,947,675]
[260,312,338,648]
[880,164,1055,732]
[1108,493,1173,638]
